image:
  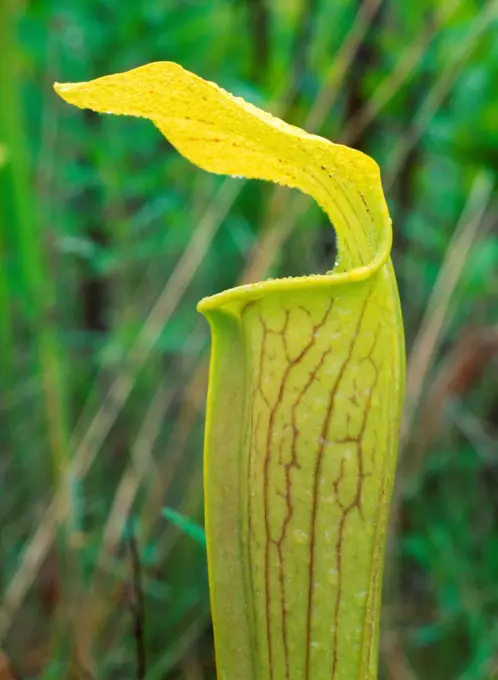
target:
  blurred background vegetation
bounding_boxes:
[0,0,497,678]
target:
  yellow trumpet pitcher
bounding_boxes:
[55,62,405,680]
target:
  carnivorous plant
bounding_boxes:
[55,62,405,680]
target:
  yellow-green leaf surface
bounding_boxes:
[55,63,405,680]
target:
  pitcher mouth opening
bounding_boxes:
[197,256,389,316]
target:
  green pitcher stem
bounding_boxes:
[201,266,403,680]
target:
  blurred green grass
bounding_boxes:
[0,0,497,678]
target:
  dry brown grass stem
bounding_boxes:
[400,171,494,449]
